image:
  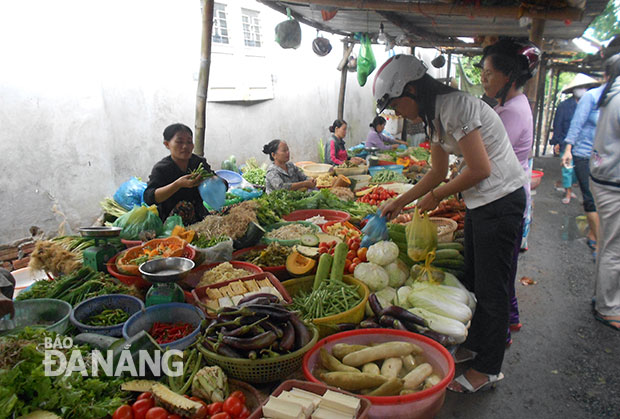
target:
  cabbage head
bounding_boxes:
[366,241,399,266]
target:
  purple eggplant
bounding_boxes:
[289,313,311,350]
[220,316,268,337]
[200,338,242,358]
[238,293,280,306]
[359,318,381,329]
[334,323,357,332]
[279,321,295,351]
[382,305,427,327]
[222,330,277,351]
[220,305,291,322]
[368,294,385,318]
[261,320,284,338]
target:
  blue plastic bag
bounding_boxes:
[228,187,263,201]
[113,177,147,210]
[199,177,227,211]
[360,210,389,248]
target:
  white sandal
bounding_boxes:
[448,372,504,393]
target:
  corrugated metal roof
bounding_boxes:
[260,0,609,52]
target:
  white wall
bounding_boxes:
[0,0,421,242]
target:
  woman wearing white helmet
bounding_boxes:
[377,54,527,393]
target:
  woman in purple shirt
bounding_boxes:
[365,116,406,150]
[480,39,540,345]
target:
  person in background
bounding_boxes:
[263,139,316,194]
[0,268,16,319]
[479,38,540,344]
[375,54,526,393]
[143,123,224,225]
[324,119,366,166]
[590,51,620,331]
[405,116,428,147]
[365,116,403,150]
[561,79,606,260]
[551,74,600,204]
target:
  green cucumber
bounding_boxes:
[388,223,406,234]
[330,242,349,282]
[300,234,320,247]
[388,230,406,245]
[437,242,464,252]
[398,252,415,268]
[313,253,333,290]
[433,249,463,261]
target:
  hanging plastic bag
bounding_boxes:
[113,177,147,210]
[275,8,301,49]
[357,34,376,86]
[162,215,184,237]
[113,204,163,240]
[410,252,445,283]
[405,209,438,262]
[199,176,227,211]
[360,210,389,248]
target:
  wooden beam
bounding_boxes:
[338,40,352,120]
[270,0,583,21]
[377,10,458,46]
[257,0,348,36]
[542,68,561,155]
[194,0,214,157]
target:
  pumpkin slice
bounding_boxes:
[286,251,317,277]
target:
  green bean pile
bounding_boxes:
[85,308,130,326]
[291,278,362,320]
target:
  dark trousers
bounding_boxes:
[573,156,596,213]
[461,188,526,375]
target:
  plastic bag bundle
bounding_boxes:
[228,187,263,201]
[191,238,233,266]
[275,8,301,49]
[360,210,389,248]
[162,215,184,237]
[113,204,163,240]
[405,209,438,262]
[113,177,147,210]
[357,34,376,86]
[410,252,445,283]
[199,176,227,211]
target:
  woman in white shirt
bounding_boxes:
[376,54,526,393]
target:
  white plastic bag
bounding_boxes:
[190,238,233,265]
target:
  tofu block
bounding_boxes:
[202,298,219,311]
[311,406,354,419]
[321,390,360,415]
[277,392,314,417]
[262,396,305,419]
[218,296,233,308]
[245,279,260,292]
[205,287,222,300]
[258,278,272,288]
[231,295,244,305]
[289,388,322,409]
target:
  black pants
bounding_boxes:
[461,188,526,375]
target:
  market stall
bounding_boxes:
[1,145,474,418]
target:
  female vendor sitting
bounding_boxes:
[143,123,224,225]
[365,116,407,150]
[263,139,316,194]
[324,119,366,166]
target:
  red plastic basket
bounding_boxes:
[106,245,196,289]
[121,238,142,248]
[181,261,263,290]
[191,272,292,315]
[247,379,371,419]
[232,245,290,281]
[321,220,362,240]
[282,209,350,223]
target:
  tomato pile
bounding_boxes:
[356,187,398,206]
[344,236,368,274]
[113,391,250,419]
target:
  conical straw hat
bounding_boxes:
[562,73,601,93]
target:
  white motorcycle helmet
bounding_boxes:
[373,54,428,113]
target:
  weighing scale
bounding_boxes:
[78,227,123,272]
[364,147,380,167]
[139,257,195,307]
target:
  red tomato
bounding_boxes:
[137,392,153,401]
[207,402,223,415]
[190,404,207,419]
[329,241,337,247]
[210,413,231,419]
[223,396,243,417]
[237,405,251,419]
[346,250,356,260]
[167,416,182,419]
[350,242,360,251]
[344,259,352,271]
[132,399,155,419]
[352,257,361,265]
[145,407,169,419]
[229,390,247,406]
[113,405,134,419]
[357,247,368,261]
[349,262,358,274]
[370,199,377,206]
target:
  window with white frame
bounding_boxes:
[212,3,229,44]
[241,8,261,47]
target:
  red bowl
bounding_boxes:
[283,209,350,223]
[181,260,263,290]
[106,245,197,289]
[321,220,362,238]
[121,239,142,248]
[531,170,544,190]
[232,245,290,281]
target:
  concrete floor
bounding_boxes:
[439,155,620,418]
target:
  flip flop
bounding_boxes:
[587,239,597,251]
[448,372,505,393]
[593,312,620,331]
[510,322,522,332]
[562,197,571,204]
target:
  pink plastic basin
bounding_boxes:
[303,328,455,419]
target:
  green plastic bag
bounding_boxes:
[357,34,376,86]
[162,215,184,237]
[113,204,164,240]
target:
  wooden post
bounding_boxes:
[337,40,353,120]
[533,56,547,156]
[525,18,545,156]
[194,0,214,157]
[445,52,452,85]
[542,68,560,155]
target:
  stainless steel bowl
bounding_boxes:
[78,226,122,237]
[139,257,195,283]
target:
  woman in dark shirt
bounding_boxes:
[143,123,220,225]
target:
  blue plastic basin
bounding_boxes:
[70,294,145,337]
[122,303,205,350]
[215,169,243,187]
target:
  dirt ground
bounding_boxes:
[439,155,620,418]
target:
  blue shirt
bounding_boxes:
[564,85,605,158]
[550,97,577,146]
